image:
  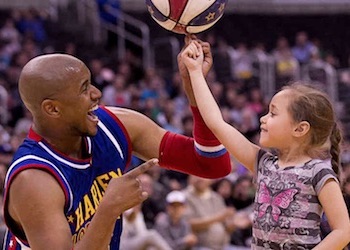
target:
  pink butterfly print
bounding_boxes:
[257,181,298,222]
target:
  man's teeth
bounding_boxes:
[89,105,98,112]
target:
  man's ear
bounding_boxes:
[42,99,60,117]
[293,121,310,137]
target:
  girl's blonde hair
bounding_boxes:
[282,82,342,176]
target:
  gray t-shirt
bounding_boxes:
[252,150,338,250]
[184,187,230,250]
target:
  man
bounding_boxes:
[155,190,198,250]
[2,37,231,249]
[184,175,236,250]
[120,203,171,250]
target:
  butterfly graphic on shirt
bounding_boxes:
[257,181,299,224]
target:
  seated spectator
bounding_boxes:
[0,18,21,71]
[213,37,235,84]
[230,42,254,84]
[292,31,316,66]
[226,92,260,140]
[229,175,255,247]
[156,100,183,134]
[120,204,172,250]
[139,172,167,229]
[272,36,300,89]
[212,176,254,248]
[246,87,267,118]
[102,73,131,107]
[155,190,198,250]
[212,178,235,207]
[96,0,120,25]
[231,175,255,210]
[184,175,237,250]
[15,8,47,44]
[96,0,121,49]
[13,108,32,140]
[0,81,9,124]
[89,58,114,91]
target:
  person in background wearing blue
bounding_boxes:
[15,8,47,44]
[96,0,120,49]
[96,0,120,25]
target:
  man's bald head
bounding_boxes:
[19,53,86,113]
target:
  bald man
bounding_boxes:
[3,37,231,250]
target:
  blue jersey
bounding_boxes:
[3,106,132,250]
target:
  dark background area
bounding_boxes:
[130,12,350,68]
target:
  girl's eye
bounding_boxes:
[270,112,276,117]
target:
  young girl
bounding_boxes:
[181,40,350,249]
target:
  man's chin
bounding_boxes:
[82,128,98,137]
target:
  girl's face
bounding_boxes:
[259,90,297,149]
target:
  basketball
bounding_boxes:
[145,0,227,34]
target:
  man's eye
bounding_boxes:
[83,85,89,92]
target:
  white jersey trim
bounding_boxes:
[87,137,92,155]
[6,155,74,211]
[16,237,31,250]
[38,142,90,170]
[194,141,225,152]
[98,121,124,160]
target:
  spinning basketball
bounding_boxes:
[145,0,227,34]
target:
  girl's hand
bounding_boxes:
[181,40,204,72]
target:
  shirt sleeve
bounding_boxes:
[311,159,339,195]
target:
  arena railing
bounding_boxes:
[76,0,151,69]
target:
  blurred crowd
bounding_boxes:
[0,6,349,250]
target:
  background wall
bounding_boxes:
[129,11,350,67]
[118,0,350,14]
[1,0,349,14]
